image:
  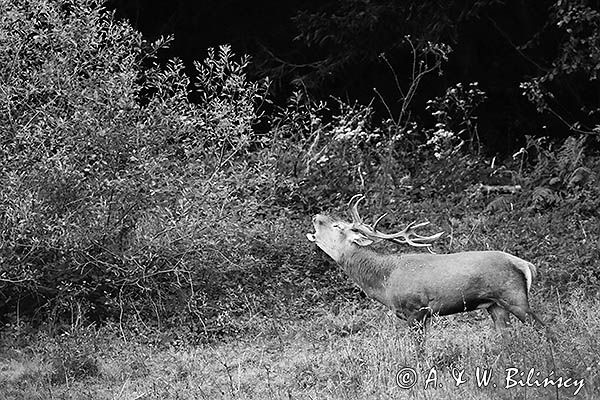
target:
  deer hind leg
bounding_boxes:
[407,308,431,332]
[494,292,557,342]
[496,296,546,328]
[487,304,511,329]
[501,300,557,342]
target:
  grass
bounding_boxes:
[1,291,598,400]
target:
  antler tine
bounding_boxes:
[375,218,425,234]
[408,221,430,230]
[389,237,433,247]
[373,212,388,230]
[402,221,439,240]
[388,231,444,247]
[348,194,365,224]
[406,231,444,244]
[366,220,418,240]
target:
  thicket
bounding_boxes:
[0,0,599,342]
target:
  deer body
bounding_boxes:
[307,196,545,330]
[338,247,536,326]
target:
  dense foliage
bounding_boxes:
[0,0,599,344]
[108,0,600,153]
[0,0,271,330]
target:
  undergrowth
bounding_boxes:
[1,293,598,399]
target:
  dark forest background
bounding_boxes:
[107,0,600,154]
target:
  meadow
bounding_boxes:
[1,292,598,399]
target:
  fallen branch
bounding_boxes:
[478,184,522,195]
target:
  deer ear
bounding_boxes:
[349,231,374,247]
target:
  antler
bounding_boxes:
[348,194,443,248]
[365,220,444,247]
[348,194,366,224]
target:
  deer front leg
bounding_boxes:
[487,304,511,329]
[401,308,431,351]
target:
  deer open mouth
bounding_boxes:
[306,232,316,242]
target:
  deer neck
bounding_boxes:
[338,247,393,304]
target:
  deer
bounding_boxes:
[306,194,547,334]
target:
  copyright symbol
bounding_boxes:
[396,367,417,389]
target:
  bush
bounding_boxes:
[0,0,269,326]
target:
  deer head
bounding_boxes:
[306,194,443,262]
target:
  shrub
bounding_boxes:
[0,0,268,326]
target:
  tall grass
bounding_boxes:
[1,292,598,399]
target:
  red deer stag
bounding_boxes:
[306,194,545,331]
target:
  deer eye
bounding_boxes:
[332,223,341,229]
